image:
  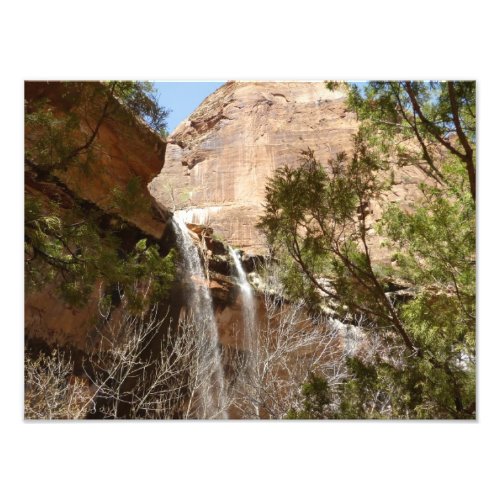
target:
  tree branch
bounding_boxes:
[404,82,465,159]
[447,82,476,202]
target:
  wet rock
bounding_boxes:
[208,255,232,275]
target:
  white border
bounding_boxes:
[2,1,498,498]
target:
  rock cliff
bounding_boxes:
[148,82,356,254]
[25,81,167,238]
[25,82,167,350]
[149,81,428,260]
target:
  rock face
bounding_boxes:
[149,81,429,260]
[25,82,167,350]
[148,82,358,254]
[25,81,167,239]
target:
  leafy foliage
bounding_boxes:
[340,81,476,201]
[109,81,169,135]
[259,140,409,345]
[25,194,176,308]
[381,159,475,354]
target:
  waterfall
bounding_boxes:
[172,215,227,419]
[229,246,259,417]
[229,247,256,350]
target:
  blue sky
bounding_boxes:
[153,82,226,133]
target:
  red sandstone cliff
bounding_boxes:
[149,81,428,261]
[25,81,167,350]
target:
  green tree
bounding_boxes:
[25,81,168,175]
[25,81,174,308]
[287,373,333,419]
[330,80,476,202]
[259,81,476,419]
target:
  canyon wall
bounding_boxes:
[149,82,423,255]
[148,82,356,254]
[25,81,167,238]
[149,81,428,260]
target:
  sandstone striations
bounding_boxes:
[149,82,356,254]
[149,81,427,258]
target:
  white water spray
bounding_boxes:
[172,215,227,419]
[229,246,260,417]
[229,247,257,350]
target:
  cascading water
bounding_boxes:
[172,215,227,419]
[228,247,256,350]
[229,246,259,417]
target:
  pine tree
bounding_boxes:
[259,81,476,419]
